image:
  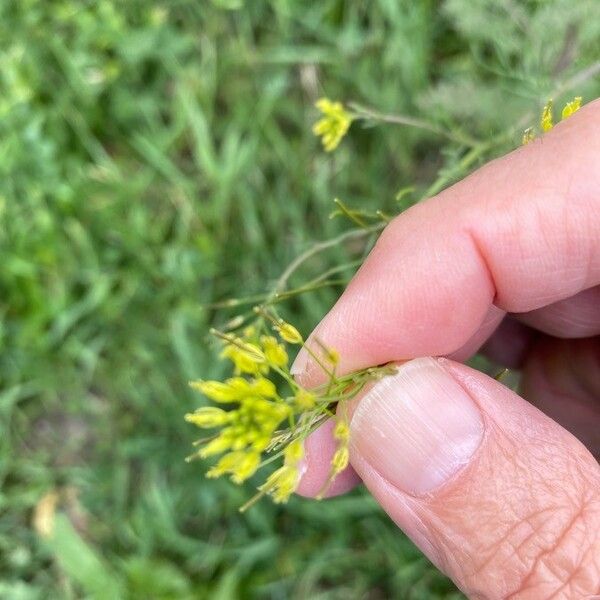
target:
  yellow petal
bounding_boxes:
[184,407,230,428]
[331,447,349,473]
[283,439,304,464]
[541,100,553,132]
[189,380,239,403]
[275,321,303,344]
[333,419,350,442]
[561,96,582,120]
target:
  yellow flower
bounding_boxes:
[331,447,349,473]
[333,419,350,442]
[275,321,303,345]
[184,407,230,428]
[313,98,353,152]
[241,397,289,429]
[188,315,399,508]
[188,380,240,403]
[220,340,267,375]
[189,376,276,403]
[284,439,304,464]
[207,451,261,483]
[561,96,582,120]
[250,376,278,399]
[199,432,234,458]
[258,465,300,503]
[231,452,261,483]
[242,325,257,340]
[260,335,288,368]
[541,100,553,132]
[192,389,290,462]
[294,389,315,410]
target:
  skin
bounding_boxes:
[293,99,600,598]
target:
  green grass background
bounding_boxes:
[1,1,599,598]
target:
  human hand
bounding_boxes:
[293,100,600,598]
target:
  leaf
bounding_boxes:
[44,515,123,599]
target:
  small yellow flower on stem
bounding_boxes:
[284,439,304,463]
[333,419,350,443]
[257,465,300,504]
[294,389,315,410]
[259,440,304,503]
[218,334,267,376]
[187,314,395,510]
[260,335,288,368]
[561,96,582,120]
[198,432,234,458]
[188,380,240,403]
[541,100,553,132]
[184,407,231,428]
[317,414,351,499]
[240,438,305,510]
[250,376,278,399]
[313,98,353,152]
[275,321,303,345]
[331,446,349,473]
[207,451,261,483]
[325,347,340,367]
[189,376,276,403]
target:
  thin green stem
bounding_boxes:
[268,224,384,300]
[349,102,479,147]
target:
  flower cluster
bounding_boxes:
[312,98,353,152]
[185,309,395,510]
[522,96,582,144]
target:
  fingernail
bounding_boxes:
[290,346,308,378]
[350,357,483,496]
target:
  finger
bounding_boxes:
[349,357,600,598]
[521,336,600,457]
[516,285,600,338]
[292,99,600,384]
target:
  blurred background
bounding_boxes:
[1,1,599,598]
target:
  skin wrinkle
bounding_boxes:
[464,227,501,307]
[456,470,553,582]
[507,500,599,600]
[547,516,598,600]
[438,456,597,599]
[508,509,564,566]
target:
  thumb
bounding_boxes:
[348,357,600,599]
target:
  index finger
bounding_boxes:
[292,99,600,382]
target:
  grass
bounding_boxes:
[1,1,599,598]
